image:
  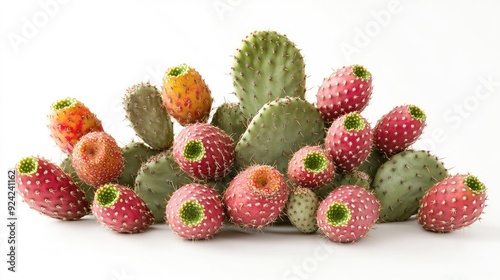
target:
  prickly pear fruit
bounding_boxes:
[374,104,426,156]
[316,65,373,123]
[166,183,225,240]
[124,82,174,150]
[231,30,306,119]
[287,187,319,233]
[117,142,160,188]
[372,150,448,222]
[418,174,487,233]
[173,123,235,180]
[325,112,373,172]
[235,97,325,175]
[224,165,289,228]
[161,64,212,126]
[93,184,154,233]
[48,97,103,154]
[287,146,335,189]
[134,151,193,223]
[60,156,95,203]
[72,132,124,187]
[211,102,248,143]
[317,185,380,243]
[16,156,90,220]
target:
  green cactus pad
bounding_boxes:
[117,142,160,188]
[95,184,120,208]
[326,202,351,226]
[287,187,319,233]
[231,30,306,119]
[234,97,325,175]
[180,200,205,226]
[463,175,486,194]
[17,157,38,175]
[60,156,95,203]
[124,82,174,150]
[134,150,193,223]
[358,147,389,182]
[211,102,248,143]
[372,150,448,223]
[316,170,371,199]
[51,97,76,111]
[352,65,371,81]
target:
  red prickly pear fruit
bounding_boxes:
[316,64,373,123]
[92,184,154,233]
[48,97,104,154]
[287,146,335,189]
[373,104,426,156]
[173,123,235,180]
[317,185,380,243]
[417,174,487,233]
[72,132,124,187]
[166,183,225,240]
[15,156,90,220]
[325,112,373,172]
[224,165,289,228]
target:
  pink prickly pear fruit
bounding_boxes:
[287,146,335,189]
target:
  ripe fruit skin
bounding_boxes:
[48,97,103,154]
[92,184,154,233]
[15,156,90,220]
[161,64,213,126]
[173,123,234,180]
[417,174,487,233]
[287,146,335,189]
[166,183,225,240]
[224,165,289,228]
[325,112,373,172]
[373,104,426,156]
[72,132,124,187]
[317,185,380,243]
[316,65,373,123]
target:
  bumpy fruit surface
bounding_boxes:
[166,183,225,240]
[317,185,380,243]
[316,65,373,123]
[325,112,373,172]
[93,184,154,233]
[374,104,426,156]
[224,165,289,228]
[72,132,124,187]
[16,156,90,220]
[287,187,319,233]
[287,146,335,189]
[417,174,486,233]
[173,123,234,180]
[48,97,103,154]
[161,64,212,126]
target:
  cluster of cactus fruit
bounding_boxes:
[14,30,488,243]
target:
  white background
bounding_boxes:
[1,0,500,279]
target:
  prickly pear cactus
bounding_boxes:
[287,187,319,234]
[117,142,160,188]
[60,156,95,204]
[210,102,248,143]
[316,170,372,199]
[234,97,325,175]
[134,150,193,223]
[231,30,306,119]
[124,82,174,150]
[372,150,448,223]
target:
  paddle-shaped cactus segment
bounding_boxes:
[124,82,174,150]
[134,151,193,223]
[234,97,325,175]
[211,102,248,143]
[117,142,161,188]
[231,30,306,119]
